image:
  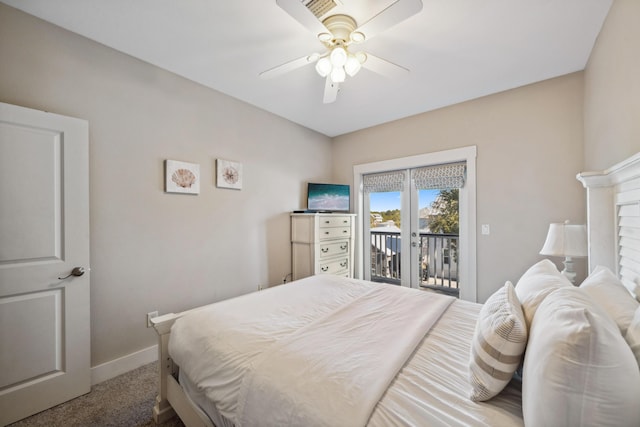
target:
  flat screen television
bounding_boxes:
[307,183,350,213]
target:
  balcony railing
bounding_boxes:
[370,230,459,296]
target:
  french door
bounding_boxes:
[353,147,477,302]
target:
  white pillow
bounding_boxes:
[469,281,527,401]
[514,259,572,328]
[626,307,640,369]
[523,288,640,427]
[580,265,639,335]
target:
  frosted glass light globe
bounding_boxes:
[330,66,346,83]
[315,57,331,77]
[344,55,362,76]
[330,47,347,67]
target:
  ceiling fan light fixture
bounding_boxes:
[273,1,419,103]
[344,55,361,76]
[330,66,346,83]
[350,31,365,43]
[315,57,332,77]
[330,46,347,67]
[355,51,367,64]
[318,32,332,43]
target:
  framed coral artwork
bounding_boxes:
[165,160,200,194]
[216,159,242,190]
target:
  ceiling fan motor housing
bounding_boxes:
[321,14,358,45]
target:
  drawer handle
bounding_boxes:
[325,231,330,235]
[340,261,347,267]
[340,244,347,250]
[343,220,348,223]
[324,220,330,224]
[343,230,348,233]
[321,266,329,272]
[321,247,329,253]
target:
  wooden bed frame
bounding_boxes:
[577,151,640,292]
[151,152,640,427]
[151,307,215,427]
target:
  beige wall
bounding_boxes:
[333,74,586,302]
[0,4,332,366]
[584,0,640,170]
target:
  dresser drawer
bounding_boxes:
[319,257,349,275]
[319,227,351,240]
[319,240,349,259]
[319,215,352,228]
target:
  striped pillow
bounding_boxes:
[469,281,527,401]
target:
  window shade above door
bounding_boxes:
[412,162,466,190]
[363,170,405,193]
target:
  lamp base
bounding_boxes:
[561,256,577,285]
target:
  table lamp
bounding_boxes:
[539,220,587,284]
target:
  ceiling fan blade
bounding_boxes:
[259,53,319,79]
[276,0,330,36]
[323,76,339,104]
[361,53,409,78]
[355,0,423,41]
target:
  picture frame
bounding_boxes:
[216,159,243,190]
[165,160,200,194]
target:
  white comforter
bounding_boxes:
[236,283,454,427]
[169,275,377,424]
[169,275,524,426]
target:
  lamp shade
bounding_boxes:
[539,221,587,258]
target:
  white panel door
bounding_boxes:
[0,102,90,425]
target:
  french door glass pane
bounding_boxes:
[369,191,401,284]
[417,188,459,295]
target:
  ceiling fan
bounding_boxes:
[260,0,423,103]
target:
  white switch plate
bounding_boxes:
[481,224,490,235]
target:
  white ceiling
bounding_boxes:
[2,0,612,137]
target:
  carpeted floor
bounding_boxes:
[9,362,185,427]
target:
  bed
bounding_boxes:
[152,152,640,427]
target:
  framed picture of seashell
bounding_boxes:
[216,159,243,190]
[165,160,200,194]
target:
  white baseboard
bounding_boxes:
[91,345,158,385]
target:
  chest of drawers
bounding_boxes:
[291,213,356,280]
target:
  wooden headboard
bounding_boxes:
[578,152,640,298]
